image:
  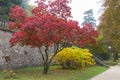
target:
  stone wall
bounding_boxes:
[0,31,44,70]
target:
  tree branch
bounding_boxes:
[39,47,45,63]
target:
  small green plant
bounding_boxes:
[2,69,17,79]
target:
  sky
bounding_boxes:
[29,0,103,26]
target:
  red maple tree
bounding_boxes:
[8,0,98,74]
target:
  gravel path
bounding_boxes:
[90,63,120,80]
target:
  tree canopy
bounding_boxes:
[98,0,120,52]
[82,9,96,28]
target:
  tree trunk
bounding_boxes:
[39,47,50,74]
[113,52,118,62]
[43,63,50,74]
[39,45,62,74]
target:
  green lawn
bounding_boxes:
[105,58,120,66]
[0,66,107,80]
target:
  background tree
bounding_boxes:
[82,9,96,28]
[0,0,31,28]
[0,0,22,28]
[8,0,98,74]
[21,0,30,9]
[88,35,109,60]
[24,4,35,16]
[98,0,120,61]
[21,0,35,16]
[0,0,22,19]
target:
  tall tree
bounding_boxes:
[8,0,98,74]
[21,0,31,9]
[82,9,96,28]
[98,0,120,61]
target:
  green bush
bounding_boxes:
[87,35,109,60]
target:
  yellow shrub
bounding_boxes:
[53,46,95,69]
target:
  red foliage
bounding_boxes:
[48,0,72,19]
[8,6,26,30]
[34,0,72,19]
[8,0,98,48]
[76,23,98,47]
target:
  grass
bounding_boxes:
[0,66,107,80]
[105,58,120,66]
[105,60,118,66]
